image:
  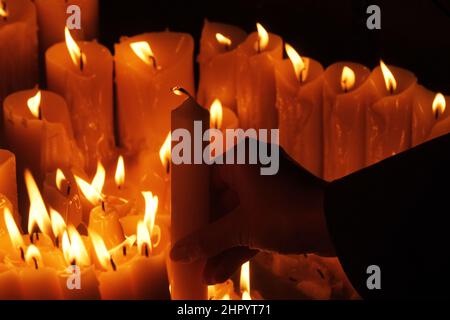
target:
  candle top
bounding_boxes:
[324,62,371,95]
[370,64,417,97]
[0,0,34,26]
[237,30,283,59]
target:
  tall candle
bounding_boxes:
[0,150,18,222]
[170,91,210,299]
[275,44,324,177]
[197,19,247,112]
[366,61,417,166]
[235,23,283,130]
[115,32,194,154]
[322,62,377,181]
[46,28,115,174]
[0,0,38,123]
[412,87,450,146]
[34,0,99,54]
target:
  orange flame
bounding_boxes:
[4,207,24,253]
[65,27,86,69]
[115,155,125,188]
[210,99,223,129]
[55,169,66,192]
[142,191,158,236]
[256,23,269,52]
[380,60,397,94]
[341,66,356,92]
[74,175,103,206]
[61,225,90,267]
[130,41,159,69]
[432,93,446,119]
[285,43,308,83]
[215,33,232,48]
[50,208,66,239]
[27,91,41,119]
[25,245,42,269]
[90,230,115,271]
[137,220,152,256]
[159,132,171,173]
[0,1,8,18]
[25,170,52,236]
[240,261,251,300]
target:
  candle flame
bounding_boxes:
[432,93,446,119]
[4,207,24,252]
[137,220,152,256]
[74,175,103,206]
[380,60,397,94]
[50,208,66,239]
[27,91,41,119]
[25,170,52,236]
[67,225,90,266]
[65,27,86,69]
[210,99,223,129]
[130,41,158,69]
[25,245,42,269]
[142,191,158,236]
[285,43,308,83]
[159,132,171,173]
[55,169,66,193]
[61,231,72,264]
[215,33,232,48]
[256,23,269,52]
[0,1,8,18]
[240,261,251,300]
[341,66,356,92]
[91,161,106,195]
[115,155,125,188]
[90,230,114,271]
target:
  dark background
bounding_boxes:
[98,0,450,93]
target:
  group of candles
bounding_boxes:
[0,0,448,300]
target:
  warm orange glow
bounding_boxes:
[159,132,171,173]
[25,169,52,236]
[67,225,90,266]
[432,93,446,119]
[90,230,115,271]
[256,23,269,52]
[142,191,158,236]
[380,60,397,94]
[240,261,251,300]
[4,207,24,252]
[115,155,125,188]
[61,231,72,264]
[130,41,159,69]
[25,245,42,269]
[341,66,356,92]
[215,33,232,48]
[91,161,106,194]
[0,1,8,18]
[210,99,223,129]
[65,27,86,69]
[108,235,136,256]
[27,91,41,119]
[55,169,66,192]
[50,208,66,239]
[285,43,308,82]
[74,175,103,206]
[137,220,152,256]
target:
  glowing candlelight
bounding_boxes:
[130,41,159,69]
[380,60,397,94]
[285,43,308,83]
[432,93,446,120]
[255,23,269,53]
[115,155,125,189]
[341,66,356,93]
[27,91,42,119]
[65,26,86,70]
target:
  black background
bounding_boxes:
[98,0,450,93]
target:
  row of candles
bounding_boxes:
[0,0,448,300]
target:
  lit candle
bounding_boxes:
[275,43,324,177]
[235,23,283,130]
[115,32,194,154]
[0,150,18,222]
[46,27,115,174]
[3,89,84,216]
[34,0,99,54]
[0,0,38,119]
[197,19,247,112]
[412,87,450,145]
[366,60,417,166]
[322,62,376,181]
[170,89,210,299]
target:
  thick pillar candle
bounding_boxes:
[46,29,115,174]
[115,32,194,154]
[275,44,324,177]
[197,19,247,112]
[235,23,283,130]
[366,62,417,166]
[322,62,377,181]
[170,93,210,299]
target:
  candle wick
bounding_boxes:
[150,55,158,70]
[435,110,440,120]
[71,259,76,266]
[20,247,25,261]
[110,257,117,271]
[166,162,170,175]
[122,246,127,256]
[257,39,261,54]
[67,184,71,196]
[79,50,84,72]
[101,201,105,212]
[55,236,59,248]
[144,243,149,257]
[32,257,39,270]
[38,107,42,120]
